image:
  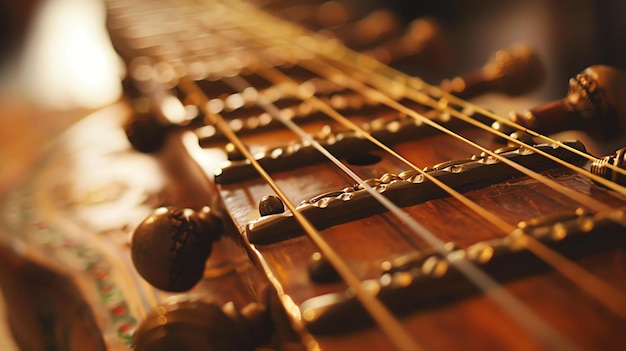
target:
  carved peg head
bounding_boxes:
[131,206,222,292]
[506,65,626,138]
[565,65,626,138]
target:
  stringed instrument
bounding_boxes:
[1,0,626,350]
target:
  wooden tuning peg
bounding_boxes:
[266,1,354,31]
[362,17,448,66]
[499,65,626,139]
[124,109,170,153]
[440,44,545,99]
[131,206,223,292]
[324,9,403,50]
[123,58,204,153]
[124,98,203,153]
[134,297,270,351]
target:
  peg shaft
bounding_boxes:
[440,44,545,99]
[508,65,626,139]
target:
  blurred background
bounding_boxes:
[1,0,624,185]
[1,0,625,107]
[389,0,626,98]
[0,0,624,349]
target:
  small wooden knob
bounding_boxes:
[440,44,545,99]
[131,206,222,292]
[125,111,169,153]
[134,298,270,351]
[258,195,285,216]
[507,65,626,139]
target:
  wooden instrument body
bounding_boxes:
[1,80,625,351]
[208,107,626,350]
[0,1,626,350]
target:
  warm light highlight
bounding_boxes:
[19,0,123,109]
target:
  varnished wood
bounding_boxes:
[214,124,626,350]
[113,0,626,346]
[1,0,626,350]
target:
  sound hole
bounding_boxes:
[345,152,382,166]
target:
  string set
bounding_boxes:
[107,0,626,349]
[221,0,626,321]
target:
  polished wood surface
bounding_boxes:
[211,117,626,350]
[1,0,626,350]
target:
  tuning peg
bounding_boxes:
[361,17,448,66]
[324,9,403,49]
[124,98,203,153]
[131,206,223,292]
[123,57,206,153]
[124,110,170,153]
[265,1,354,31]
[134,297,270,351]
[440,44,545,99]
[496,65,626,139]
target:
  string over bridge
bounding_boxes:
[300,205,626,334]
[590,146,626,186]
[246,141,586,244]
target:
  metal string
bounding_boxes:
[179,75,423,351]
[240,4,626,186]
[217,3,626,320]
[108,0,624,350]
